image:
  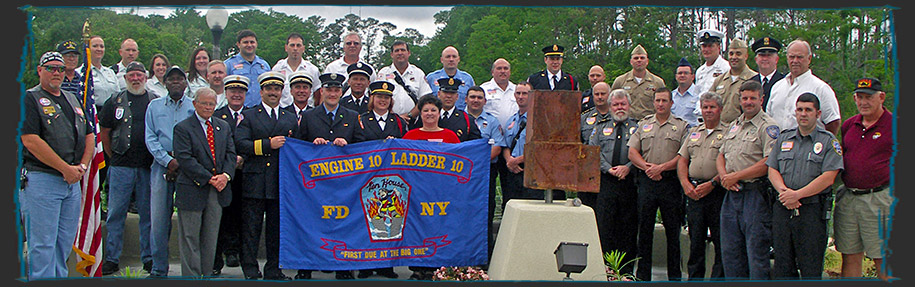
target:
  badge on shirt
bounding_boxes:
[507,121,515,130]
[586,117,596,125]
[482,122,488,129]
[781,141,794,151]
[729,124,739,135]
[602,127,612,136]
[813,142,823,154]
[833,139,843,155]
[642,124,653,133]
[38,97,52,106]
[629,126,637,135]
[582,97,590,104]
[74,106,84,116]
[234,64,244,70]
[716,133,723,140]
[623,86,631,90]
[386,73,395,80]
[713,72,723,77]
[43,106,56,115]
[873,132,882,140]
[689,132,700,142]
[766,125,780,139]
[671,125,677,132]
[115,107,124,120]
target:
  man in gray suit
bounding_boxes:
[172,88,236,277]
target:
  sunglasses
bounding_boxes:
[344,41,361,46]
[42,65,66,73]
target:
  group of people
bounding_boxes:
[20,25,892,282]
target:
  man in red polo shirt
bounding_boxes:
[834,77,894,281]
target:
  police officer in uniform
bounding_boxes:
[234,71,298,280]
[20,52,95,279]
[627,87,689,281]
[611,44,666,120]
[412,78,482,142]
[584,86,640,275]
[341,63,373,114]
[709,38,758,124]
[212,75,249,275]
[716,80,780,280]
[527,44,578,91]
[766,93,842,279]
[749,37,785,110]
[676,91,727,280]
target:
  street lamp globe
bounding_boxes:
[206,7,229,58]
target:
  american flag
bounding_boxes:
[72,41,104,277]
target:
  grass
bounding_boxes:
[823,241,878,279]
[118,266,145,278]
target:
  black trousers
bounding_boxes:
[500,166,565,210]
[240,197,282,278]
[685,184,725,280]
[581,172,639,275]
[772,199,827,279]
[214,171,244,271]
[635,170,684,281]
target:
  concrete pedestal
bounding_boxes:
[489,199,606,281]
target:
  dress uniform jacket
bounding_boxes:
[213,106,246,134]
[359,111,410,140]
[234,105,297,199]
[297,104,363,143]
[438,109,482,142]
[173,115,236,211]
[709,67,758,124]
[611,70,666,120]
[750,71,785,112]
[527,70,579,91]
[340,94,370,115]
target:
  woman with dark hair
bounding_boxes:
[186,47,211,98]
[403,94,460,143]
[145,53,170,98]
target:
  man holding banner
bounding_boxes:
[235,71,298,280]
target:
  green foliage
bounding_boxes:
[118,266,144,278]
[604,250,638,281]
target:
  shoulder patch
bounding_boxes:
[832,139,843,155]
[766,125,779,139]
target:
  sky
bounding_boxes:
[108,5,452,39]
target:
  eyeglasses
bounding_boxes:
[345,41,361,46]
[42,65,66,73]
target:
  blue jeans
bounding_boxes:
[149,163,175,276]
[20,170,81,280]
[104,166,152,264]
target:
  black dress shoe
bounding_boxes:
[212,269,222,276]
[225,253,240,267]
[143,261,153,273]
[357,270,373,278]
[146,273,167,279]
[376,268,399,279]
[244,271,262,280]
[101,261,119,276]
[264,273,292,281]
[295,270,312,280]
[321,270,333,273]
[336,271,355,279]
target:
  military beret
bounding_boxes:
[437,77,462,93]
[542,44,565,57]
[319,73,345,88]
[854,77,883,94]
[369,81,394,96]
[751,37,783,54]
[258,71,285,87]
[224,75,250,90]
[697,29,724,44]
[347,62,374,78]
[57,40,80,55]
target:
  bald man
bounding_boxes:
[113,38,139,91]
[425,46,475,111]
[580,65,606,112]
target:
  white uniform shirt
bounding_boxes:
[480,78,518,127]
[766,69,841,130]
[82,64,120,106]
[377,64,433,115]
[145,76,168,99]
[694,56,729,94]
[114,62,128,91]
[272,58,321,108]
[322,57,376,83]
[186,74,209,99]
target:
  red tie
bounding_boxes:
[206,120,216,171]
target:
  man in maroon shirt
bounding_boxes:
[834,77,894,281]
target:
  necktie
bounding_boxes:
[611,122,624,166]
[269,108,276,121]
[442,111,449,120]
[328,112,334,122]
[379,117,386,130]
[763,77,769,87]
[552,75,559,90]
[205,120,216,170]
[235,111,243,127]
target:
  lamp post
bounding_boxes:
[206,7,229,59]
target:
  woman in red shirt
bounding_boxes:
[403,95,460,144]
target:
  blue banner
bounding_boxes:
[279,138,490,270]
